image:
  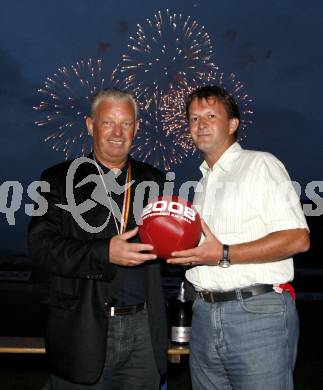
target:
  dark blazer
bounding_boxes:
[28,156,168,384]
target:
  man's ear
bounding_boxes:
[134,120,140,137]
[229,118,239,135]
[86,117,94,137]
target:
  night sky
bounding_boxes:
[1,0,322,255]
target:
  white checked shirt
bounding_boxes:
[186,142,308,291]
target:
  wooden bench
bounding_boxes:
[0,337,189,362]
[0,337,45,354]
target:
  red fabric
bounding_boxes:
[278,283,296,300]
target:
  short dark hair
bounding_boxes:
[186,85,240,137]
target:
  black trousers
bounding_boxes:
[49,309,160,390]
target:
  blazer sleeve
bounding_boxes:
[28,167,117,281]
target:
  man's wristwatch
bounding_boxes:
[218,244,231,268]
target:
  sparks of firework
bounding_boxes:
[131,89,189,171]
[33,58,119,159]
[162,71,254,146]
[223,73,254,139]
[162,87,197,153]
[161,69,219,154]
[118,9,217,96]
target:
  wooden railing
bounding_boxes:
[0,336,190,362]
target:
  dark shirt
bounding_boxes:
[95,158,148,306]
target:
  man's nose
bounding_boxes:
[198,117,207,129]
[112,123,122,136]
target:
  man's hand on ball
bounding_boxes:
[109,227,157,266]
[167,220,222,266]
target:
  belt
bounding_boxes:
[108,302,146,317]
[197,284,273,303]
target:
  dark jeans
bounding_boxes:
[50,309,160,390]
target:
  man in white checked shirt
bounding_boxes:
[167,86,310,390]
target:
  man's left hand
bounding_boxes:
[166,220,222,267]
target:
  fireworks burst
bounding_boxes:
[162,71,254,147]
[114,9,219,169]
[118,9,217,96]
[34,58,118,159]
[33,12,253,170]
[132,90,189,171]
[219,72,254,138]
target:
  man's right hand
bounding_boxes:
[109,227,157,266]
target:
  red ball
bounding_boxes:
[139,195,202,259]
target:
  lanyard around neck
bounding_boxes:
[93,157,132,235]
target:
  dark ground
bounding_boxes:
[0,281,323,390]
